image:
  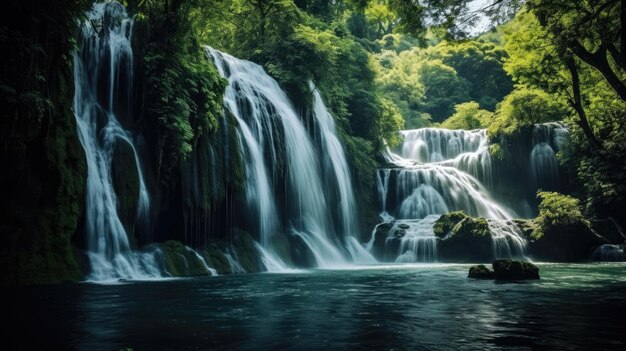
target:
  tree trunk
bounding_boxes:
[622,0,626,68]
[570,41,626,101]
[566,56,604,150]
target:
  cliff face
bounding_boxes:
[0,1,88,284]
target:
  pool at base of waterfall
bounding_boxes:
[6,263,626,350]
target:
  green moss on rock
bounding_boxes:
[434,211,468,238]
[149,241,212,277]
[468,264,495,279]
[438,216,493,262]
[492,259,540,280]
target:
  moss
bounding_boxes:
[468,264,495,279]
[202,246,232,274]
[492,259,540,280]
[1,48,87,285]
[231,229,262,273]
[437,215,493,262]
[153,241,212,277]
[452,217,490,238]
[433,211,468,238]
[513,219,537,240]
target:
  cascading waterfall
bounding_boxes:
[74,2,162,280]
[205,47,373,268]
[530,122,568,191]
[394,215,439,263]
[378,127,528,262]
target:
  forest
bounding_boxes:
[2,0,626,349]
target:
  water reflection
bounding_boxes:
[6,264,626,350]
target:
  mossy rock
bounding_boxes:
[434,211,468,238]
[151,241,211,277]
[468,264,495,279]
[438,216,493,262]
[370,222,393,261]
[492,259,539,280]
[201,246,232,274]
[230,229,262,273]
[513,219,537,240]
[286,234,316,268]
[529,221,607,262]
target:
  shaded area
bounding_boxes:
[5,264,626,350]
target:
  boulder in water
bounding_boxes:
[438,216,493,262]
[370,222,394,261]
[591,244,626,262]
[468,264,495,279]
[492,259,540,280]
[434,211,468,239]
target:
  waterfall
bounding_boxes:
[394,216,439,263]
[73,2,161,280]
[205,47,373,268]
[530,123,568,191]
[378,127,528,261]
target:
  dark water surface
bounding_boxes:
[6,263,626,350]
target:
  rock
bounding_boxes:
[468,264,495,279]
[398,223,410,229]
[147,241,212,277]
[370,222,394,261]
[201,246,232,274]
[230,228,263,273]
[286,234,316,268]
[590,244,626,262]
[513,219,537,240]
[434,211,467,239]
[438,216,493,262]
[492,259,539,280]
[530,221,607,262]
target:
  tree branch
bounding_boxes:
[565,56,604,150]
[570,40,626,101]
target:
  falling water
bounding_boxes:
[378,127,528,261]
[205,47,373,268]
[530,123,568,191]
[73,2,161,280]
[394,216,439,263]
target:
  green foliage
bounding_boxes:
[533,191,585,239]
[440,102,493,130]
[433,211,467,238]
[141,9,226,184]
[488,88,568,137]
[378,97,404,147]
[433,41,513,111]
[417,59,470,122]
[1,0,89,284]
[374,38,512,126]
[502,6,626,223]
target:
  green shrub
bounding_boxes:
[533,191,586,239]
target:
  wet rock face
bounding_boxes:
[370,222,393,261]
[492,259,540,280]
[530,222,607,262]
[438,216,493,262]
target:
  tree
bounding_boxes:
[440,102,493,130]
[527,0,626,101]
[417,59,471,122]
[488,87,568,136]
